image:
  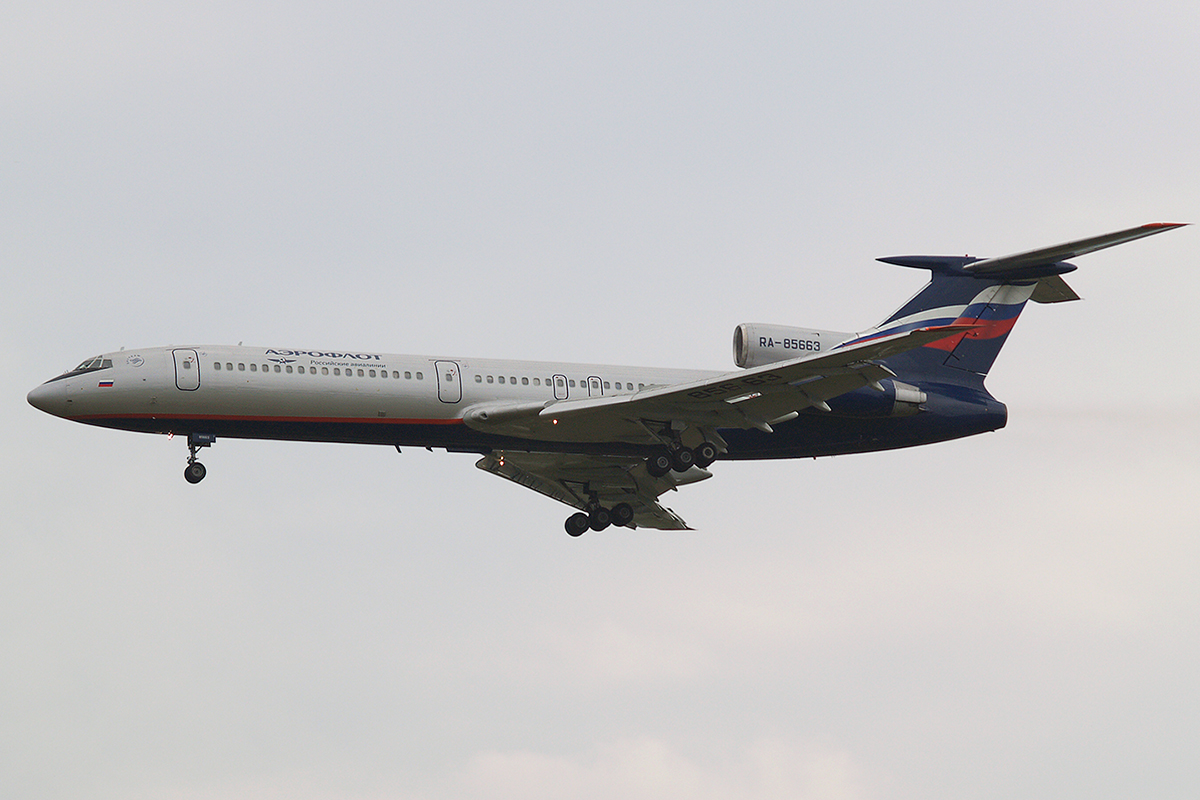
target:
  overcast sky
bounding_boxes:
[3,2,1198,799]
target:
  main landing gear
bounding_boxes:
[645,440,718,478]
[183,432,215,484]
[564,501,635,537]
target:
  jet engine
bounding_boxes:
[733,323,853,368]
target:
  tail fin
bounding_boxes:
[867,269,1038,379]
[853,223,1186,383]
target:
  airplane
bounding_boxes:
[28,223,1184,535]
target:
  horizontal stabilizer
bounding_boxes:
[963,222,1186,275]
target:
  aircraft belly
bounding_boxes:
[719,387,1007,459]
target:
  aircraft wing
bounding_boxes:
[475,451,708,530]
[464,323,974,445]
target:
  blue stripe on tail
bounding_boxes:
[865,272,1036,383]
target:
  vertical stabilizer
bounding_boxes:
[857,271,1035,380]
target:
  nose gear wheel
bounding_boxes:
[183,432,215,484]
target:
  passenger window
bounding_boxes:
[357,369,364,377]
[533,378,540,386]
[522,377,529,385]
[321,367,329,375]
[213,362,221,370]
[498,376,505,384]
[250,363,257,372]
[369,369,376,378]
[487,375,494,383]
[226,362,233,371]
[475,375,482,383]
[392,371,400,379]
[333,368,340,376]
[286,366,294,373]
[182,361,191,369]
[569,380,576,387]
[416,372,423,380]
[603,381,610,389]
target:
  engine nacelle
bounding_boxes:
[733,323,853,368]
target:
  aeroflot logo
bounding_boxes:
[266,349,382,360]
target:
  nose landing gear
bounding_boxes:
[183,432,215,484]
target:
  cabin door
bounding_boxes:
[173,349,200,391]
[435,360,461,403]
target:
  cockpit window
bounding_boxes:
[74,356,112,371]
[47,356,115,383]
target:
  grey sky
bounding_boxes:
[3,2,1198,798]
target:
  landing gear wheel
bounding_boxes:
[565,512,590,537]
[611,502,635,527]
[588,507,612,531]
[669,446,695,472]
[693,441,718,468]
[184,461,207,484]
[646,451,672,478]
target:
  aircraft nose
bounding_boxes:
[27,381,65,417]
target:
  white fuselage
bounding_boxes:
[29,345,721,450]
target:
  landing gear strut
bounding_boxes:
[183,432,215,484]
